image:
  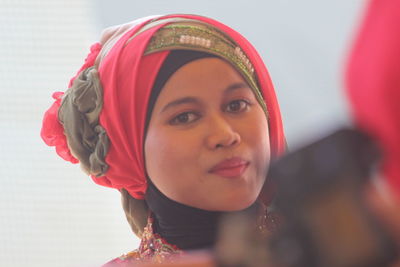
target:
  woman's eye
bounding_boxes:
[170,112,199,125]
[226,100,250,113]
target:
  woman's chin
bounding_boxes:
[226,198,256,211]
[206,194,257,212]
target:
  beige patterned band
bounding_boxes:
[125,18,268,116]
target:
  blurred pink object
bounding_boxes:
[346,0,400,195]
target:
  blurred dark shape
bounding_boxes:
[216,128,398,267]
[268,128,397,267]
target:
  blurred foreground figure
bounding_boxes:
[217,0,400,266]
[216,127,398,267]
[346,0,400,265]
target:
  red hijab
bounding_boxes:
[42,14,285,199]
[346,0,400,194]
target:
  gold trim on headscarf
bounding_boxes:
[126,18,268,117]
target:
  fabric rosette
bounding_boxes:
[41,43,102,165]
[41,91,79,164]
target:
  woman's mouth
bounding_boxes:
[209,157,250,178]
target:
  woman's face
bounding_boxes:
[145,57,270,211]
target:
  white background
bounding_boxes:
[0,0,366,266]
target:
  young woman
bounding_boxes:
[41,14,286,264]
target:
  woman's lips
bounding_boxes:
[209,157,250,178]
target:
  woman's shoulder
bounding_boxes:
[103,216,182,266]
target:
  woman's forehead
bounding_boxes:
[156,58,250,101]
[165,57,247,88]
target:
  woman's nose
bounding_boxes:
[205,115,241,150]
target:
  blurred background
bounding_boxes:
[0,0,366,266]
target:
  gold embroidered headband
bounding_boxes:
[126,18,268,116]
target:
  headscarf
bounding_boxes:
[346,0,400,194]
[41,14,286,199]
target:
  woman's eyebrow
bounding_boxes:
[224,82,250,94]
[161,97,199,113]
[160,83,249,113]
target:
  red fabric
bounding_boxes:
[346,0,400,194]
[41,43,102,165]
[42,15,286,199]
[41,92,79,164]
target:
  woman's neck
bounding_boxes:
[145,181,260,250]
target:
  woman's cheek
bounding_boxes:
[250,115,270,178]
[155,131,195,173]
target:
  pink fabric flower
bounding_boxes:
[41,43,102,165]
[41,92,79,164]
